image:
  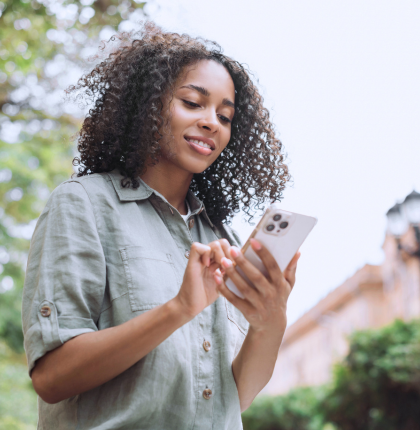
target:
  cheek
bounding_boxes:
[169,104,191,135]
[219,127,232,151]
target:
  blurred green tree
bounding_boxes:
[242,319,420,430]
[0,340,38,429]
[322,319,420,430]
[0,0,147,352]
[242,386,329,430]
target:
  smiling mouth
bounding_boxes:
[184,137,214,150]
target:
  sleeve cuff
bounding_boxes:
[24,300,97,375]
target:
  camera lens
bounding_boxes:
[266,224,275,231]
[273,214,282,221]
[280,222,289,229]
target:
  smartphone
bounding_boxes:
[225,203,318,299]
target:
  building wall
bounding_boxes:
[262,226,420,395]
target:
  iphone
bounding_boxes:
[225,203,318,298]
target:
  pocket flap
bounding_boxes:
[120,246,171,263]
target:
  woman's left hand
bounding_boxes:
[214,238,300,332]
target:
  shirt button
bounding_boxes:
[203,388,212,400]
[40,306,51,317]
[203,340,211,352]
[184,250,190,259]
[189,219,194,229]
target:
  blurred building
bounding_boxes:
[263,190,420,395]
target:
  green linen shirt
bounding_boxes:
[22,170,249,430]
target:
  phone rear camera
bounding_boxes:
[280,222,289,229]
[266,224,275,231]
[273,214,282,221]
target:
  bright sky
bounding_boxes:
[148,0,420,323]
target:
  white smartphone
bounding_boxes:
[226,203,318,299]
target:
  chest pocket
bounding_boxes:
[120,246,180,312]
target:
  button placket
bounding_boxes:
[150,196,194,254]
[202,388,212,400]
[192,307,214,430]
[203,340,211,352]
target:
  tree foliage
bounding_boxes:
[0,0,147,353]
[242,319,420,430]
[0,340,37,430]
[322,319,420,430]
[242,387,328,430]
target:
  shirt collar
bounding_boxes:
[107,170,214,228]
[107,170,153,201]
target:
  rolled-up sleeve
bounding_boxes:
[22,181,106,375]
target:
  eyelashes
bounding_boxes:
[218,115,231,124]
[182,100,200,108]
[181,100,232,124]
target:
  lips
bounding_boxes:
[184,136,215,150]
[184,136,215,156]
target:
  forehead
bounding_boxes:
[177,60,235,100]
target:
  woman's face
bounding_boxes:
[160,60,235,174]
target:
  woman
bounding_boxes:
[22,24,298,430]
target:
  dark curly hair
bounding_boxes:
[68,23,290,225]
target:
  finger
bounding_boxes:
[221,257,262,303]
[284,252,300,288]
[189,242,212,266]
[229,246,271,296]
[285,269,296,289]
[286,251,300,271]
[249,239,283,283]
[213,269,223,285]
[218,239,232,260]
[208,240,229,266]
[216,278,254,315]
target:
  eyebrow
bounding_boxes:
[180,84,235,109]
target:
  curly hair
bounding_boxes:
[68,22,290,226]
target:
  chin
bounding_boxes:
[187,163,211,175]
[179,155,214,175]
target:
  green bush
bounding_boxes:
[322,319,420,430]
[242,319,420,430]
[0,341,37,430]
[242,386,328,430]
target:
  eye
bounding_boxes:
[182,100,201,108]
[218,115,231,124]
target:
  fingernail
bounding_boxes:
[230,247,241,258]
[250,239,262,251]
[221,257,232,268]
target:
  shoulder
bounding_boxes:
[47,173,113,209]
[63,173,112,196]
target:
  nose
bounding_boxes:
[197,109,219,134]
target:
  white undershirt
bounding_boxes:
[180,200,191,224]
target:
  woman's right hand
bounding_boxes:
[174,239,232,319]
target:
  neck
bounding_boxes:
[141,159,193,215]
